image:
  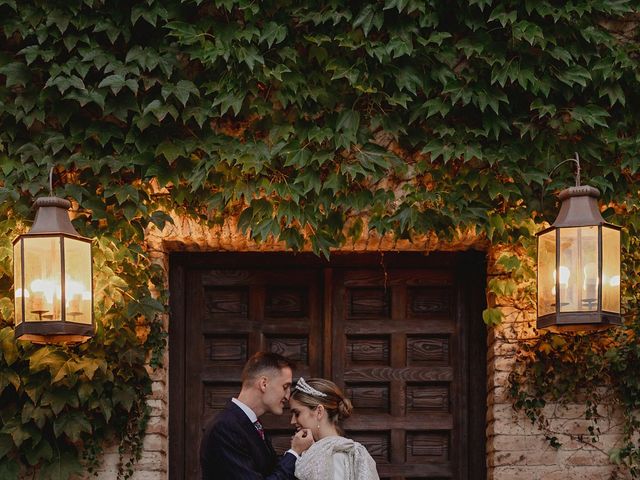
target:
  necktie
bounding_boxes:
[254,420,265,440]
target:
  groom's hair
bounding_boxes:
[241,351,295,385]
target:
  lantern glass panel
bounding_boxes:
[63,238,92,325]
[13,241,23,325]
[538,230,556,316]
[602,226,621,314]
[23,236,62,322]
[558,226,598,312]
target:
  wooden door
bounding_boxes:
[169,252,486,480]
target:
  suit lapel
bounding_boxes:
[227,401,273,455]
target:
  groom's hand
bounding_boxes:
[291,428,314,455]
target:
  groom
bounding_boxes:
[200,351,314,479]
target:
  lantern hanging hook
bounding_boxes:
[539,153,583,220]
[49,166,54,196]
[547,152,581,187]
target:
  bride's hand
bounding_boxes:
[291,428,314,454]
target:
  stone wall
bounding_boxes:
[91,215,629,479]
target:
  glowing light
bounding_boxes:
[582,263,598,298]
[66,279,88,297]
[558,266,570,285]
[30,279,61,304]
[552,266,571,295]
[15,288,29,298]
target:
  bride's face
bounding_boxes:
[289,398,320,437]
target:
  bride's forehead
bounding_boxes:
[288,398,306,409]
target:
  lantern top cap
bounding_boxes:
[552,184,607,227]
[557,185,600,201]
[33,196,72,210]
[27,195,82,237]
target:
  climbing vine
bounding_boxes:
[1,0,640,477]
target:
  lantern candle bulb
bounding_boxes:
[31,294,44,312]
[69,295,80,313]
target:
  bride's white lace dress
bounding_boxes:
[294,435,379,480]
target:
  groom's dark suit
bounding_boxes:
[200,401,296,480]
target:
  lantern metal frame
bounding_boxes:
[13,170,94,344]
[536,154,622,331]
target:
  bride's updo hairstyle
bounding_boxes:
[291,378,353,434]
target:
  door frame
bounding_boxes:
[169,251,486,480]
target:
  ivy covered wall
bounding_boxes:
[1,0,640,478]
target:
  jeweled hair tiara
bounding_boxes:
[293,377,327,398]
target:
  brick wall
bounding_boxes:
[91,216,629,479]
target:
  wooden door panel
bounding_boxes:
[334,268,460,480]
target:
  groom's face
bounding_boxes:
[262,367,293,415]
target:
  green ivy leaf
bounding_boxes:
[353,5,377,36]
[155,140,183,162]
[482,307,504,326]
[21,402,52,430]
[0,328,19,365]
[28,349,66,376]
[260,22,287,47]
[512,20,545,46]
[0,368,20,392]
[0,434,13,460]
[599,84,626,107]
[0,62,31,87]
[488,278,517,296]
[1,418,31,448]
[173,80,200,106]
[40,389,79,415]
[98,74,128,95]
[37,450,83,480]
[112,385,136,412]
[24,438,53,466]
[53,412,92,442]
[570,105,610,128]
[556,66,591,88]
[496,253,521,272]
[0,458,19,479]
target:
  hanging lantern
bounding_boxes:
[537,157,621,331]
[13,194,94,344]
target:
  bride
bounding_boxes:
[289,377,379,480]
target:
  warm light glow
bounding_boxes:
[559,266,570,285]
[65,279,91,312]
[582,263,598,299]
[66,279,89,298]
[30,279,61,304]
[551,266,571,295]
